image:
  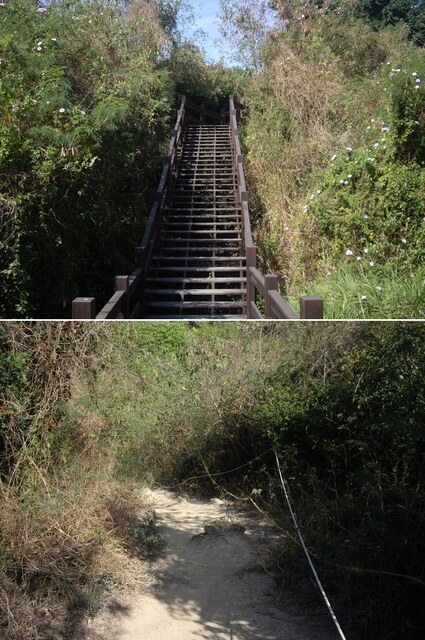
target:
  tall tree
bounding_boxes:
[218,0,275,71]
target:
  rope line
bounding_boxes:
[274,449,348,640]
[153,448,274,490]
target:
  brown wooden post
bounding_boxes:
[300,296,324,319]
[115,276,130,318]
[220,107,225,124]
[264,275,279,318]
[72,297,96,319]
[246,267,254,319]
[246,245,256,268]
[134,246,145,266]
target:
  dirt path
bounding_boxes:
[87,489,337,640]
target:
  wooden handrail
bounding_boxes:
[229,95,257,269]
[246,267,323,319]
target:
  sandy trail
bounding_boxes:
[88,489,337,640]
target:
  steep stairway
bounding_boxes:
[143,123,247,319]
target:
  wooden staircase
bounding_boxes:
[143,123,246,319]
[72,97,323,321]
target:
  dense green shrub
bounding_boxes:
[0,0,173,317]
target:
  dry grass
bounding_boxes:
[0,323,153,640]
[0,463,154,640]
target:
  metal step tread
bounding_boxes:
[145,288,246,296]
[142,314,246,320]
[151,255,246,262]
[146,277,246,284]
[144,301,245,309]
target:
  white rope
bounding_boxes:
[274,450,348,640]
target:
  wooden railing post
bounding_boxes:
[246,245,256,268]
[134,245,145,267]
[300,296,324,319]
[115,275,130,318]
[72,297,96,319]
[246,267,253,319]
[264,274,279,318]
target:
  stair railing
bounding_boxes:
[229,96,257,270]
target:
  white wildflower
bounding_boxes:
[37,46,42,51]
[345,249,354,257]
[364,248,369,254]
[376,286,383,292]
[401,238,408,244]
[346,147,353,152]
[369,261,375,267]
[361,296,368,301]
[357,256,362,261]
[59,108,66,113]
[364,214,369,219]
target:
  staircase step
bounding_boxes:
[146,288,246,297]
[161,236,241,242]
[142,314,246,319]
[146,277,246,285]
[164,222,240,228]
[144,301,245,309]
[150,255,246,263]
[148,266,246,273]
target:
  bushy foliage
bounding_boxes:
[247,324,425,638]
[353,0,425,45]
[166,42,249,108]
[241,8,425,317]
[0,0,173,317]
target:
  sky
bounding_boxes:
[190,0,230,63]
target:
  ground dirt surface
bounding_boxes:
[85,488,338,640]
